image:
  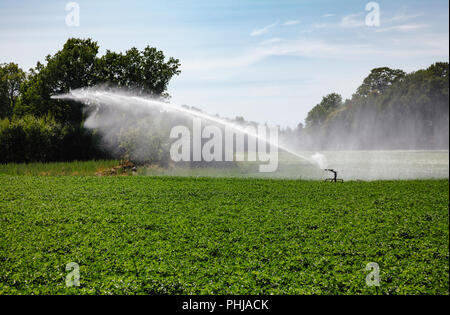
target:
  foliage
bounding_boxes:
[17,38,99,123]
[0,38,181,163]
[305,93,343,129]
[16,38,180,124]
[0,115,64,162]
[300,63,449,150]
[118,125,170,166]
[356,67,406,97]
[0,63,26,119]
[0,115,106,163]
[96,47,181,97]
[0,176,448,295]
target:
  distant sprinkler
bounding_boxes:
[324,169,344,183]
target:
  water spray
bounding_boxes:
[52,87,321,168]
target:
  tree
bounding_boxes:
[305,93,343,128]
[96,46,181,97]
[17,38,181,124]
[427,62,449,80]
[306,63,449,150]
[234,116,245,123]
[18,38,100,123]
[1,38,182,163]
[356,67,406,97]
[0,63,26,118]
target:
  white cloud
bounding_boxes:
[340,13,365,28]
[260,38,283,45]
[182,33,448,73]
[375,24,430,33]
[389,13,423,22]
[313,23,328,29]
[322,14,335,18]
[182,40,380,71]
[283,20,300,26]
[182,51,267,71]
[250,22,278,36]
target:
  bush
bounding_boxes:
[118,123,171,166]
[0,115,108,163]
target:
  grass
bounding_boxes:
[0,175,448,295]
[0,160,120,176]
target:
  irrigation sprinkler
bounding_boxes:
[324,169,344,183]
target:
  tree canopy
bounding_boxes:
[97,46,181,96]
[305,93,343,129]
[299,63,449,150]
[16,38,181,124]
[0,63,26,119]
[356,67,406,97]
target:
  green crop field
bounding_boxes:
[0,160,120,176]
[0,175,448,295]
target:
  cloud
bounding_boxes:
[322,14,335,18]
[260,38,283,45]
[338,11,428,32]
[375,24,430,33]
[340,13,365,28]
[371,12,428,33]
[182,51,268,71]
[250,22,278,36]
[283,20,300,26]
[389,13,423,22]
[182,40,380,71]
[182,33,448,73]
[313,23,328,29]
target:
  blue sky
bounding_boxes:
[0,0,448,127]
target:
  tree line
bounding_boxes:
[280,63,449,150]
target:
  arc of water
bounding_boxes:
[52,88,316,166]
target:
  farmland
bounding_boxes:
[0,175,448,295]
[0,160,120,176]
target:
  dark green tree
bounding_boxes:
[312,63,449,150]
[17,38,181,124]
[96,46,181,97]
[305,93,343,128]
[3,38,181,163]
[18,38,100,123]
[0,63,26,118]
[356,67,406,97]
